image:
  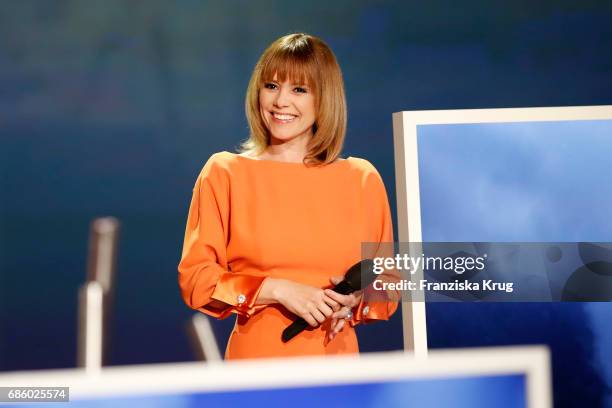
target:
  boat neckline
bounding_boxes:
[224,151,353,166]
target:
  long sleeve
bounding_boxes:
[178,154,267,319]
[350,161,400,326]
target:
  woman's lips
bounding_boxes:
[271,111,298,123]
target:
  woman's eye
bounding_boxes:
[264,83,278,90]
[294,87,307,93]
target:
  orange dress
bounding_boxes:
[178,151,397,360]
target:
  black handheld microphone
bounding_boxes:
[281,259,376,343]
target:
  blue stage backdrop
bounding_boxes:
[1,2,611,400]
[418,120,612,407]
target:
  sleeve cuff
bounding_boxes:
[206,272,268,319]
[349,287,396,327]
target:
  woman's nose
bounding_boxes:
[273,87,290,107]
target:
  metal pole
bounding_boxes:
[77,217,120,370]
[186,314,222,362]
[77,281,104,373]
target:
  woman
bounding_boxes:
[178,33,397,359]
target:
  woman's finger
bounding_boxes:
[333,318,345,335]
[324,289,351,305]
[332,307,349,320]
[323,295,341,311]
[328,319,344,340]
[304,314,318,327]
[329,318,338,334]
[330,275,343,286]
[325,289,359,307]
[312,309,326,324]
[318,301,334,318]
[328,318,341,340]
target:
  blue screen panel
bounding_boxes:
[417,119,612,407]
[58,374,525,408]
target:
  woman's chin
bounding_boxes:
[268,132,310,144]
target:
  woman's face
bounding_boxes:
[259,73,316,144]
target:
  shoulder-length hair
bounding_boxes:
[241,33,347,166]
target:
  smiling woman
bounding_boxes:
[178,33,398,360]
[242,33,346,165]
[258,75,316,146]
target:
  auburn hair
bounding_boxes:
[242,33,347,166]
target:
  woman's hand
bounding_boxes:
[258,278,341,327]
[324,276,363,341]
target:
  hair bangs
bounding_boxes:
[260,48,319,91]
[243,33,346,165]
